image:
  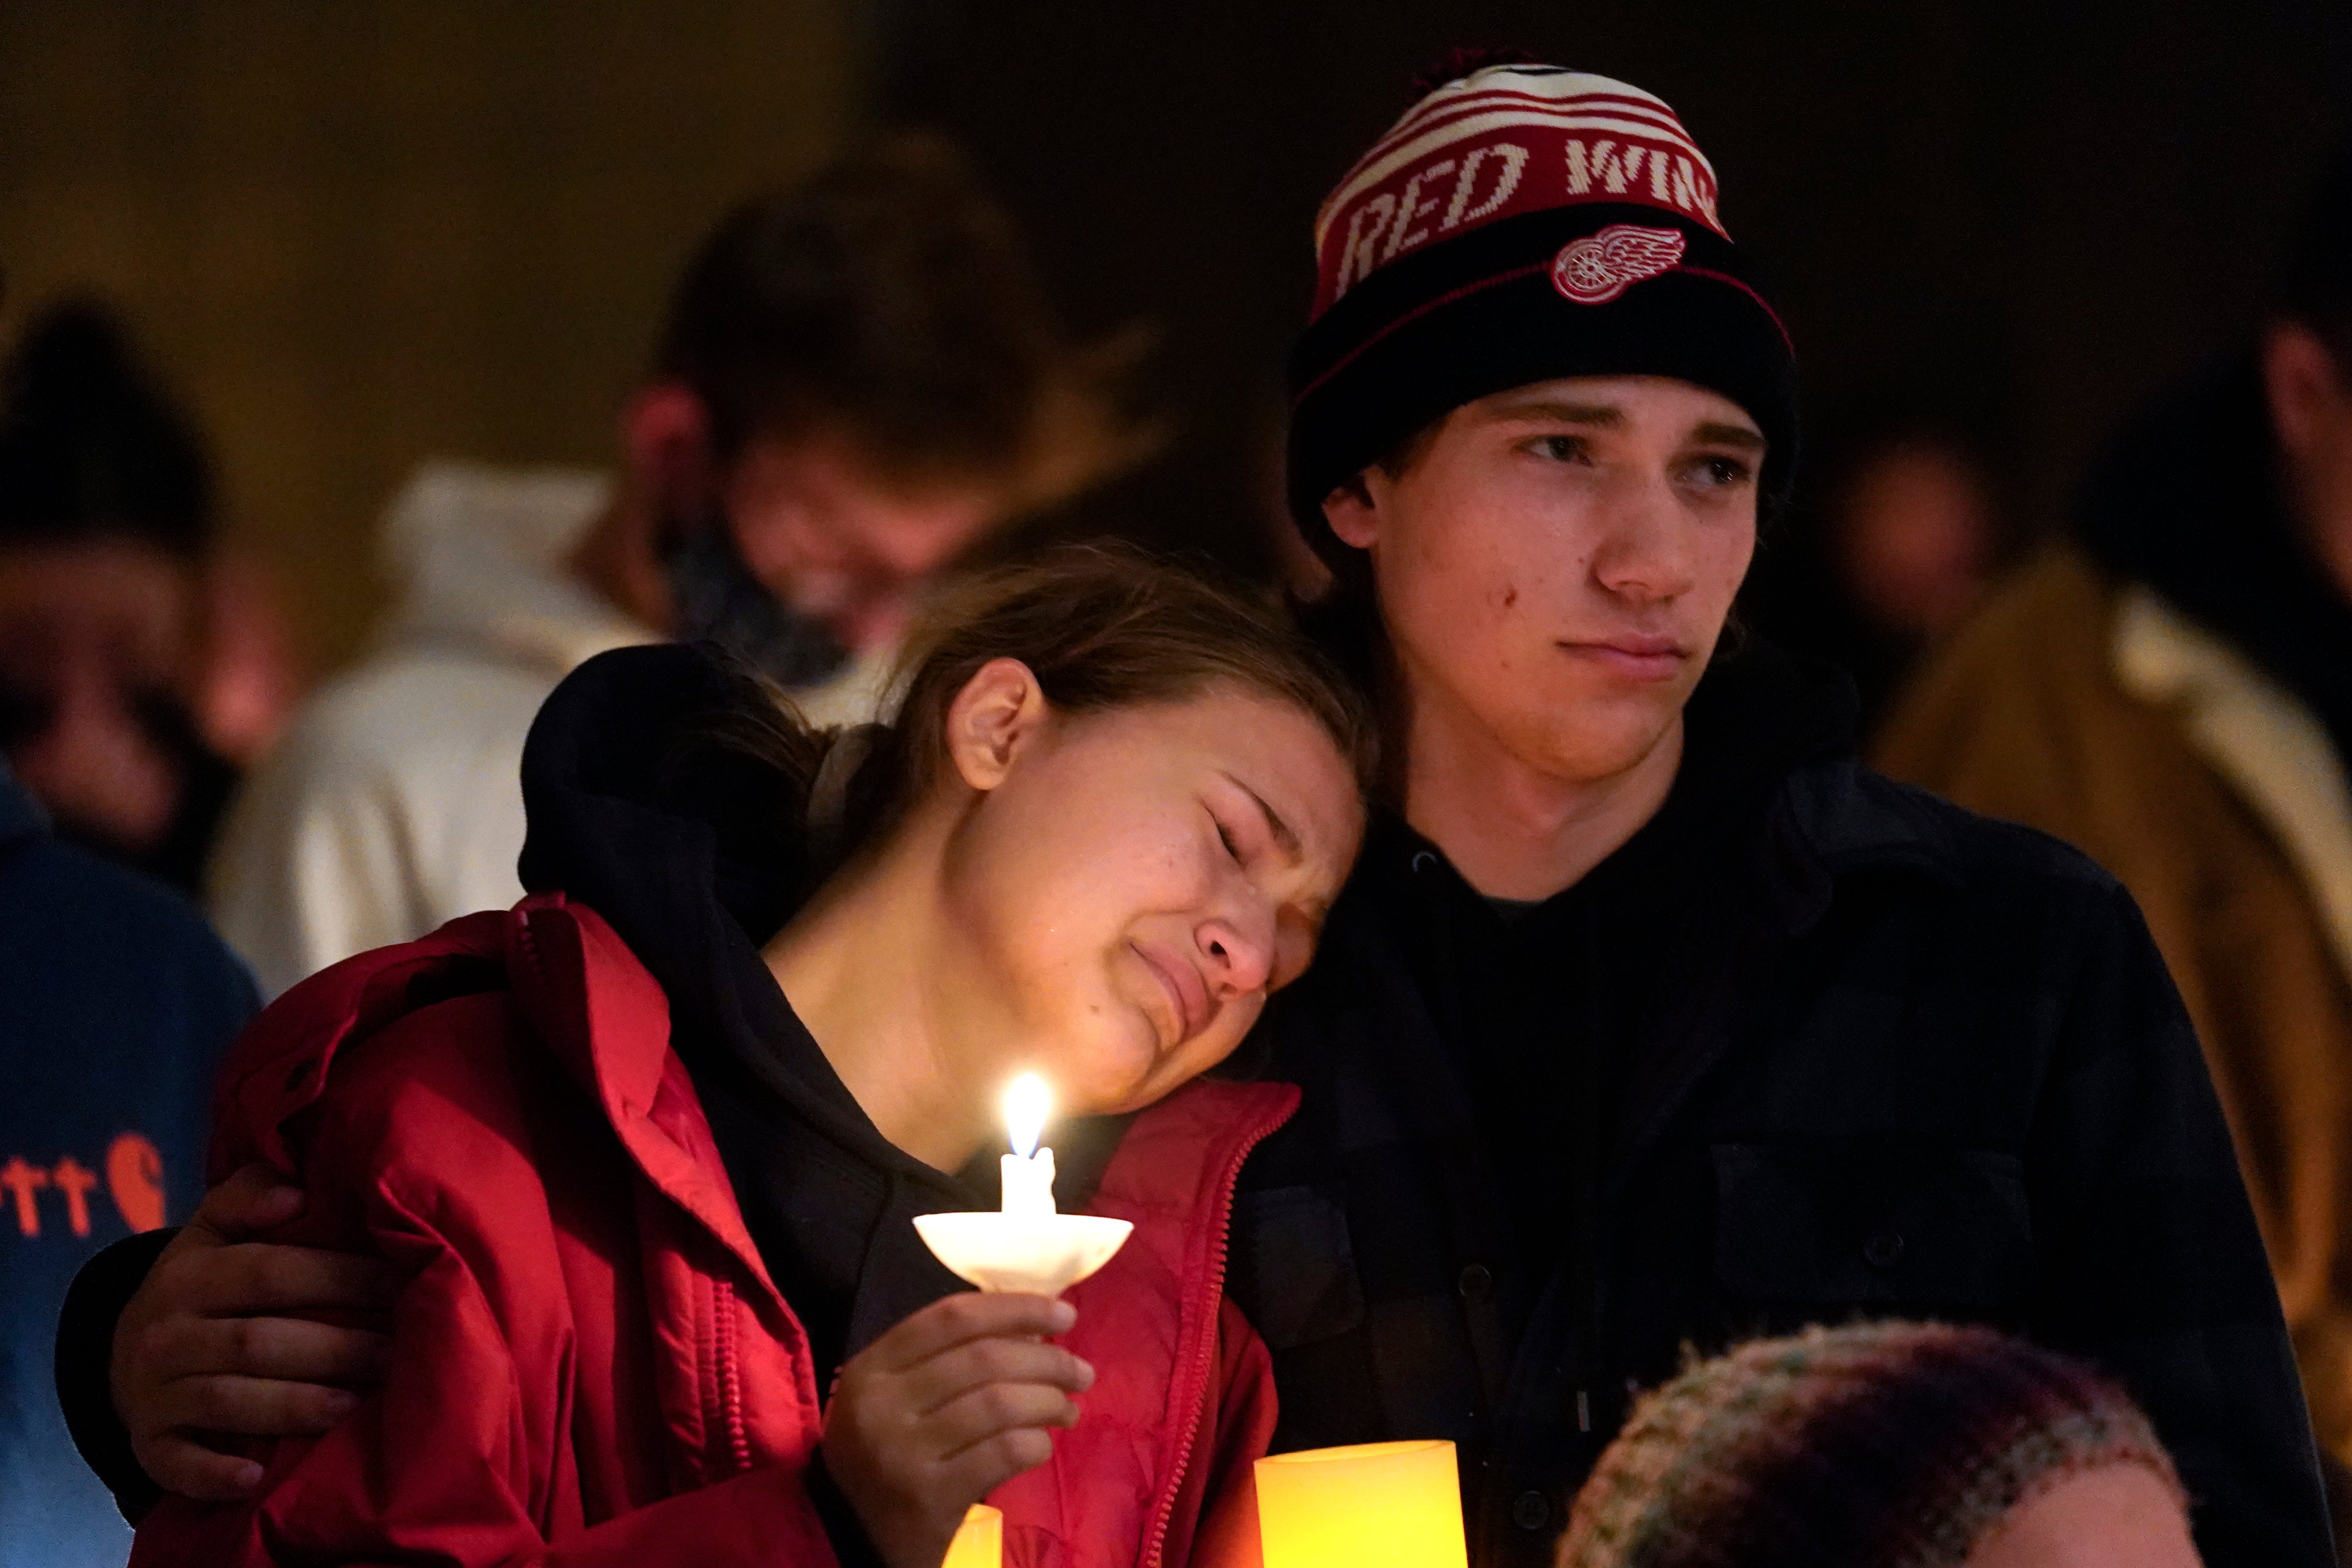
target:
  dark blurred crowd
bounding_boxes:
[5,79,2352,1568]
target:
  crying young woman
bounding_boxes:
[130,547,1372,1568]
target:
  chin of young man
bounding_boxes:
[1224,56,2333,1568]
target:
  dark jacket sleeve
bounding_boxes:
[54,1229,177,1523]
[2026,878,2333,1568]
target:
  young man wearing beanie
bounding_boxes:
[45,59,2336,1568]
[1226,59,2330,1568]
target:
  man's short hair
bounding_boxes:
[654,133,1142,504]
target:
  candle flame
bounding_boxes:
[1004,1073,1050,1159]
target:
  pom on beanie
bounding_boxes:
[1554,1321,2185,1568]
[1285,63,1798,566]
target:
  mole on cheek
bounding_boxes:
[1502,585,1519,609]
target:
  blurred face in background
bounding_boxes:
[718,431,1007,654]
[623,385,1015,660]
[0,536,202,853]
[1830,435,2000,640]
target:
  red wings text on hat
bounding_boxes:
[1313,67,1726,316]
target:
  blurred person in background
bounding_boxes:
[0,741,257,1568]
[1743,390,2016,733]
[0,300,299,894]
[209,131,1147,998]
[1878,139,2352,1524]
[1553,1321,2200,1568]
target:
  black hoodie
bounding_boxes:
[516,644,975,1382]
[516,645,1160,1566]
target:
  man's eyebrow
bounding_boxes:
[1222,771,1302,860]
[1692,421,1768,452]
[1484,399,1624,428]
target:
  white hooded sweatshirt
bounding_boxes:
[209,460,887,997]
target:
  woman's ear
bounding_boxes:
[943,658,1050,792]
[1322,472,1382,551]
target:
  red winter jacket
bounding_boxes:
[131,894,1290,1568]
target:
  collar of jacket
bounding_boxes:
[1772,748,1970,915]
[2076,348,2352,762]
[1350,640,1970,944]
[2115,581,2352,991]
[1720,641,1972,925]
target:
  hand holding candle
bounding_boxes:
[820,1294,1087,1568]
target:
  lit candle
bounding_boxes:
[942,1504,1002,1568]
[999,1074,1056,1216]
[915,1071,1129,1297]
[1256,1440,1468,1568]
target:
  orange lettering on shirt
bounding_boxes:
[107,1132,168,1233]
[1,1156,50,1236]
[53,1156,99,1237]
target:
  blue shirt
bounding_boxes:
[0,762,255,1568]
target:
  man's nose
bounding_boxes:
[1591,472,1697,603]
[1196,913,1274,999]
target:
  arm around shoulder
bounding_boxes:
[128,1033,846,1568]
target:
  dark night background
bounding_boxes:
[3,3,2346,669]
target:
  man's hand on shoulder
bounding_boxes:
[113,1162,397,1500]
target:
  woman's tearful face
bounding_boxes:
[939,681,1363,1117]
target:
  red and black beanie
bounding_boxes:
[1285,63,1799,563]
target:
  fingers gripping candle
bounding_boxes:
[1000,1073,1057,1215]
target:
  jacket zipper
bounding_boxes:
[1138,1099,1295,1568]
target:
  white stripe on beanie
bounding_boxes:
[1311,66,1727,315]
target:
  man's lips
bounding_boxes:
[1557,634,1690,681]
[1132,941,1210,1044]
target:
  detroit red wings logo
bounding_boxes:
[1550,223,1688,305]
